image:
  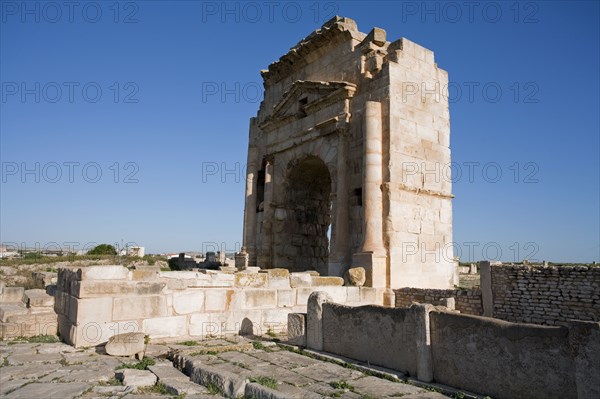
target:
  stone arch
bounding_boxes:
[274,155,333,274]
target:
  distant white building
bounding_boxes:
[128,246,145,258]
[0,246,19,258]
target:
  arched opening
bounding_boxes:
[279,156,332,274]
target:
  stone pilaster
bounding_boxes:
[353,101,386,287]
[328,132,350,277]
[258,158,274,268]
[242,123,259,266]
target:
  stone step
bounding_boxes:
[148,363,190,383]
[0,286,25,303]
[24,289,55,308]
[0,303,28,322]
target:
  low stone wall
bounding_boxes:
[303,293,600,399]
[395,263,600,327]
[55,265,384,347]
[0,283,57,339]
[322,303,418,376]
[490,264,600,325]
[430,311,576,399]
[394,287,482,315]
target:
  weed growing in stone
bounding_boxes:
[189,350,218,356]
[115,358,156,370]
[8,335,59,345]
[178,340,198,346]
[252,341,264,350]
[249,376,278,389]
[206,381,223,395]
[330,380,354,390]
[137,382,169,395]
[98,377,122,386]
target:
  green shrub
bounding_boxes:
[87,244,117,255]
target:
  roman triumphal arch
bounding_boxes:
[239,17,456,289]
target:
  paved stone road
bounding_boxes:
[0,338,449,398]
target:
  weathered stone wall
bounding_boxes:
[429,311,584,399]
[395,263,600,326]
[394,287,482,315]
[54,265,384,348]
[322,303,418,376]
[243,17,456,289]
[489,264,600,325]
[306,295,599,399]
[0,283,57,339]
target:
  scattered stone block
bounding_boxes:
[290,273,312,288]
[117,369,157,387]
[234,272,268,288]
[311,277,344,286]
[24,289,55,308]
[105,332,146,358]
[287,313,306,346]
[1,286,24,303]
[77,265,129,281]
[345,267,366,287]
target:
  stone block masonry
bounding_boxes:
[394,262,600,327]
[0,286,57,339]
[240,16,456,290]
[394,287,482,315]
[305,291,600,399]
[489,263,600,325]
[54,265,385,347]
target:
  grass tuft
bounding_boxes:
[330,380,354,390]
[8,335,59,345]
[115,358,156,370]
[249,376,278,390]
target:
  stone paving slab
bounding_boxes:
[3,382,92,399]
[148,363,191,382]
[0,337,451,399]
[251,363,318,386]
[0,379,29,396]
[1,362,62,380]
[350,375,427,397]
[7,352,63,365]
[292,361,365,383]
[249,349,323,368]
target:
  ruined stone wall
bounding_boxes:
[395,264,600,326]
[394,287,482,315]
[305,298,599,399]
[386,39,455,289]
[322,303,418,376]
[490,264,600,325]
[429,311,594,399]
[54,265,384,348]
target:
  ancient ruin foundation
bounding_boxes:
[240,17,455,289]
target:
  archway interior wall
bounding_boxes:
[270,139,338,274]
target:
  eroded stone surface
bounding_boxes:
[105,332,146,358]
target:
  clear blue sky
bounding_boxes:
[1,1,598,262]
